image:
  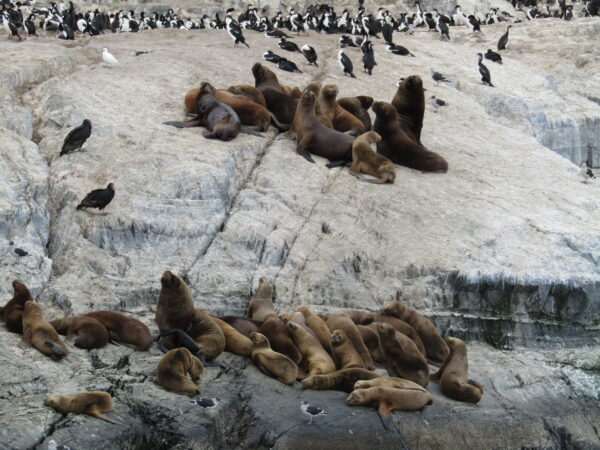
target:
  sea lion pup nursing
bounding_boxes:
[155,270,225,361]
[50,315,109,349]
[302,368,380,392]
[350,131,396,184]
[318,84,367,136]
[347,386,433,417]
[337,95,373,131]
[247,277,277,322]
[391,75,426,143]
[22,301,68,361]
[252,63,297,128]
[44,391,117,424]
[83,311,152,351]
[250,332,298,384]
[156,347,204,396]
[0,280,33,333]
[430,337,484,404]
[287,321,336,376]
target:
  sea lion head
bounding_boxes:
[330,329,346,346]
[278,312,291,323]
[375,322,395,338]
[372,101,396,120]
[364,131,381,144]
[44,394,62,408]
[300,90,317,108]
[321,84,339,101]
[254,277,273,298]
[12,280,32,302]
[286,321,299,333]
[304,81,321,96]
[380,301,402,317]
[199,81,215,96]
[400,75,423,93]
[252,63,277,84]
[296,306,310,317]
[250,332,269,348]
[160,270,185,290]
[356,95,374,110]
[445,336,465,356]
[354,380,370,390]
[289,87,302,102]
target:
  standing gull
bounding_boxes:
[300,401,327,425]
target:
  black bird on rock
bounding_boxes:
[77,183,116,211]
[263,50,283,63]
[430,68,450,85]
[60,119,92,156]
[485,49,503,64]
[477,53,494,87]
[278,37,301,52]
[497,25,511,51]
[278,58,302,73]
[301,44,318,66]
[14,248,29,257]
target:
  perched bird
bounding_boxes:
[225,15,249,47]
[262,50,283,64]
[477,53,494,87]
[102,48,119,65]
[484,49,503,64]
[24,14,38,36]
[301,45,318,66]
[386,43,414,57]
[60,119,92,156]
[338,50,355,78]
[265,28,289,39]
[430,96,448,113]
[497,25,512,51]
[300,401,326,425]
[278,58,302,73]
[3,12,22,40]
[278,37,301,52]
[581,162,594,184]
[76,183,116,211]
[361,41,376,76]
[339,35,355,47]
[14,248,29,257]
[431,68,450,85]
[190,397,220,409]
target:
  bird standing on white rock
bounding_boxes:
[580,162,594,184]
[430,96,448,113]
[102,48,119,65]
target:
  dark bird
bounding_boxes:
[497,25,511,51]
[190,398,220,409]
[265,28,290,39]
[225,16,249,47]
[361,41,376,75]
[262,50,283,64]
[60,119,92,156]
[24,14,38,36]
[131,50,149,56]
[430,96,448,113]
[277,37,301,52]
[338,50,355,78]
[386,43,414,57]
[278,58,302,73]
[381,20,393,44]
[339,35,355,47]
[3,12,22,40]
[431,68,450,84]
[14,248,29,257]
[301,44,318,66]
[484,49,503,64]
[76,183,116,211]
[300,401,327,425]
[477,53,494,87]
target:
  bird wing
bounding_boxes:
[306,405,324,415]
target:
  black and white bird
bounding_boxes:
[301,44,318,66]
[430,96,448,113]
[484,49,502,64]
[431,68,450,85]
[14,248,29,257]
[339,35,355,47]
[57,23,74,40]
[278,58,302,73]
[467,15,481,32]
[497,25,511,51]
[60,119,92,156]
[25,14,38,36]
[581,162,594,184]
[361,40,376,75]
[436,16,450,40]
[262,50,283,64]
[76,183,116,211]
[477,53,494,87]
[190,397,220,409]
[338,50,355,78]
[278,37,301,52]
[300,401,327,425]
[386,43,414,57]
[265,28,289,39]
[3,12,22,40]
[225,15,249,47]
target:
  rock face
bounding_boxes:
[1,4,599,449]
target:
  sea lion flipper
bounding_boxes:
[240,127,265,138]
[363,176,388,184]
[257,364,274,378]
[325,160,349,169]
[296,147,315,163]
[164,120,201,128]
[202,130,218,139]
[45,341,66,357]
[92,411,120,425]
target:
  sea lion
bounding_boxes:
[301,368,380,392]
[227,84,267,108]
[155,270,225,361]
[375,322,429,388]
[247,277,276,322]
[345,310,374,325]
[347,386,433,417]
[350,132,396,184]
[299,82,333,129]
[354,376,428,392]
[319,84,367,135]
[391,75,425,143]
[257,314,302,365]
[218,315,261,338]
[373,314,426,358]
[287,321,335,376]
[358,324,383,363]
[250,332,298,384]
[210,316,253,357]
[373,101,448,173]
[159,328,204,359]
[155,347,204,396]
[281,311,319,340]
[337,96,373,131]
[430,337,484,403]
[22,301,68,361]
[331,329,365,370]
[381,301,449,365]
[296,306,332,354]
[50,315,109,349]
[327,314,374,370]
[84,311,152,351]
[0,280,33,333]
[252,63,297,127]
[293,89,354,164]
[44,391,117,424]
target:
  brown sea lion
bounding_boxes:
[319,84,367,135]
[155,270,225,361]
[347,386,433,417]
[280,311,319,340]
[257,314,301,365]
[84,311,152,351]
[252,63,297,127]
[327,314,374,369]
[358,324,383,363]
[50,315,109,349]
[373,314,427,358]
[44,391,117,424]
[210,316,253,357]
[293,89,354,164]
[391,75,425,143]
[248,277,276,322]
[373,101,448,173]
[300,82,333,129]
[218,315,261,338]
[227,84,267,107]
[0,280,32,333]
[22,301,68,361]
[354,376,428,392]
[381,301,449,365]
[301,368,380,392]
[345,310,374,325]
[331,329,365,370]
[350,131,396,184]
[375,322,429,387]
[287,321,335,376]
[155,347,204,396]
[338,96,373,131]
[430,337,484,403]
[296,306,332,354]
[250,332,298,384]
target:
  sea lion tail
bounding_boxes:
[240,127,265,138]
[269,113,291,131]
[93,412,120,425]
[45,341,66,357]
[202,130,218,140]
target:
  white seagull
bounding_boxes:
[102,48,119,65]
[300,401,327,425]
[580,162,594,184]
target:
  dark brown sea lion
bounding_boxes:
[227,84,267,108]
[374,313,426,358]
[217,315,261,338]
[350,131,396,184]
[301,368,380,392]
[0,280,32,333]
[44,391,117,423]
[252,63,297,128]
[319,84,367,135]
[391,75,425,143]
[50,315,109,349]
[155,347,204,396]
[84,311,152,351]
[337,96,373,131]
[358,324,383,363]
[257,314,302,365]
[345,310,374,325]
[22,301,68,361]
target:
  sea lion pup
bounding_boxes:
[50,315,109,349]
[375,322,429,388]
[293,90,354,164]
[350,132,396,184]
[302,368,380,393]
[22,301,68,361]
[257,314,302,365]
[358,324,383,363]
[337,95,373,131]
[247,277,276,322]
[327,314,374,370]
[252,63,297,128]
[250,332,298,384]
[346,386,433,417]
[44,391,117,424]
[227,84,267,108]
[373,101,448,173]
[218,315,261,338]
[430,337,484,404]
[84,311,152,351]
[155,270,225,361]
[381,301,449,365]
[287,321,335,376]
[210,316,253,357]
[155,348,204,396]
[296,306,332,354]
[354,376,428,392]
[391,75,425,143]
[0,280,33,333]
[373,314,426,358]
[331,329,366,370]
[319,84,367,136]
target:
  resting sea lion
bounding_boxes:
[156,347,204,396]
[287,321,335,376]
[155,270,225,360]
[358,324,383,363]
[331,329,365,370]
[0,280,33,333]
[327,314,374,369]
[218,315,261,338]
[250,332,298,384]
[296,306,332,354]
[257,314,302,365]
[319,84,366,135]
[211,316,253,357]
[355,376,428,392]
[381,301,449,365]
[373,101,448,173]
[374,313,426,358]
[44,391,117,424]
[347,386,433,417]
[252,63,297,128]
[350,132,396,184]
[430,337,484,403]
[248,277,276,322]
[391,75,425,143]
[301,368,379,392]
[345,310,374,325]
[84,311,152,351]
[299,82,333,129]
[50,315,109,349]
[22,301,68,361]
[337,96,373,131]
[227,84,267,108]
